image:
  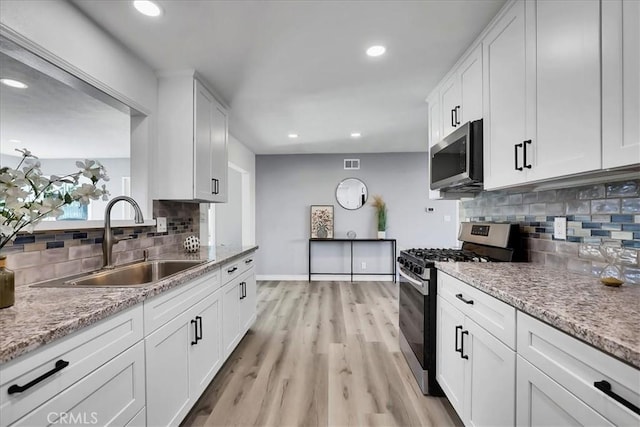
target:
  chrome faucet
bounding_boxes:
[102,196,144,269]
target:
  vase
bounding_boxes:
[377,231,386,239]
[0,255,15,309]
[317,227,328,239]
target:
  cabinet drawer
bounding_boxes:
[0,306,143,426]
[438,271,516,349]
[517,311,640,425]
[221,252,256,285]
[9,341,145,427]
[143,268,220,334]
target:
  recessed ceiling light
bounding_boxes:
[366,45,386,57]
[0,78,28,89]
[133,0,162,17]
[9,139,21,143]
[288,133,299,139]
[350,132,362,138]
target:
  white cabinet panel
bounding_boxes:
[145,312,191,427]
[436,296,466,415]
[527,0,601,181]
[189,290,223,397]
[516,356,614,427]
[222,278,242,358]
[441,74,460,138]
[459,45,483,124]
[602,0,640,169]
[239,268,257,334]
[11,342,146,427]
[464,318,515,427]
[482,0,528,189]
[194,80,215,201]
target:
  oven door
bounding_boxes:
[398,268,428,368]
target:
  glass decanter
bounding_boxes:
[599,241,624,287]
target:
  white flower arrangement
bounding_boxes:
[0,148,110,250]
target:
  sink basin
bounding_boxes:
[34,260,206,288]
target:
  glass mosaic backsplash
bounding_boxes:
[3,200,201,287]
[460,179,640,283]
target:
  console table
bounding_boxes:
[308,238,397,282]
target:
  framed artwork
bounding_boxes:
[310,205,334,239]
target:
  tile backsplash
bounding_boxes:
[3,200,200,287]
[460,180,640,284]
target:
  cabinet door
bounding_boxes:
[441,74,461,138]
[210,102,229,203]
[239,270,257,334]
[527,0,601,181]
[11,342,145,427]
[189,289,223,397]
[145,312,191,427]
[436,296,465,416]
[516,356,614,427]
[602,0,640,168]
[482,0,529,189]
[463,318,515,427]
[222,279,242,358]
[194,79,215,201]
[459,45,482,124]
[427,92,442,148]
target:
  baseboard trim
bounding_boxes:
[256,274,395,282]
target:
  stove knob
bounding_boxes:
[413,265,423,275]
[397,257,403,264]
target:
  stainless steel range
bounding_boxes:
[397,222,520,395]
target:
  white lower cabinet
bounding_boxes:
[145,288,222,427]
[516,355,613,426]
[239,269,257,334]
[222,264,256,359]
[517,311,640,426]
[436,295,515,427]
[11,342,146,427]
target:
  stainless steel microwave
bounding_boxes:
[430,119,483,192]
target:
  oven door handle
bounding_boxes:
[398,269,428,295]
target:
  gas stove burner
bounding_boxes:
[404,248,491,263]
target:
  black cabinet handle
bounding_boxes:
[245,259,253,265]
[524,140,532,169]
[455,106,461,125]
[196,316,203,341]
[191,319,199,345]
[243,282,247,298]
[455,325,463,354]
[456,293,474,305]
[514,143,523,171]
[211,178,219,195]
[8,360,70,394]
[451,108,456,127]
[227,266,238,274]
[239,282,244,300]
[594,380,640,415]
[460,330,469,359]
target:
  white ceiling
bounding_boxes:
[0,52,130,159]
[71,0,506,155]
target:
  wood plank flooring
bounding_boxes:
[181,281,461,427]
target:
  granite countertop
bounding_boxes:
[0,245,258,364]
[435,262,640,369]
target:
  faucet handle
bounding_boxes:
[115,234,135,243]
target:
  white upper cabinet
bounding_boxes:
[156,73,228,202]
[440,45,483,139]
[602,0,640,169]
[484,0,603,190]
[482,0,529,189]
[526,0,601,182]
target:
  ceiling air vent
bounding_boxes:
[344,159,360,170]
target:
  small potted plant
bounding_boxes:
[371,195,387,239]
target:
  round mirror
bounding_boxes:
[336,178,368,210]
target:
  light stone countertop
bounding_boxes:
[0,245,258,364]
[435,262,640,369]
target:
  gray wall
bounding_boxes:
[255,153,459,277]
[216,168,243,247]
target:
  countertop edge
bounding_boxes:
[0,246,259,365]
[435,262,640,369]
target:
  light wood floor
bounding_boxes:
[181,281,461,427]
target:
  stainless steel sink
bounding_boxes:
[33,260,206,288]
